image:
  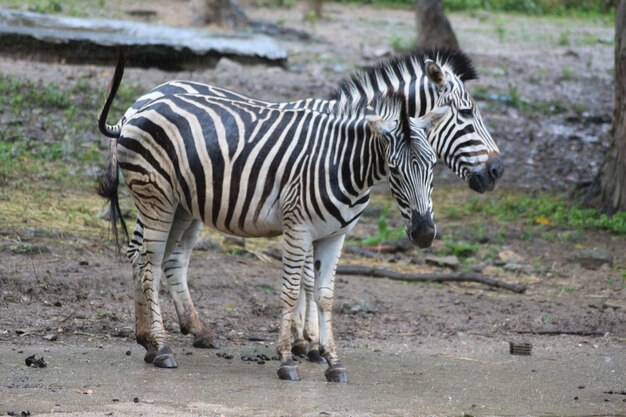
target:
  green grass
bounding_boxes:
[442,192,626,234]
[472,83,579,115]
[361,214,405,246]
[329,0,616,18]
[389,34,415,53]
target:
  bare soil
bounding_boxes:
[0,2,624,412]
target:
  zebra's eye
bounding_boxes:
[458,108,473,118]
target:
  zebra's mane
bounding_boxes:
[330,48,477,101]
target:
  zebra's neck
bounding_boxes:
[337,120,388,199]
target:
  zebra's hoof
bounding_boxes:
[193,334,220,349]
[291,341,308,357]
[153,346,178,368]
[325,363,348,383]
[307,349,325,364]
[143,347,158,364]
[277,360,300,381]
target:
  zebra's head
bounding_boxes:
[333,49,503,193]
[366,100,444,249]
[423,57,503,193]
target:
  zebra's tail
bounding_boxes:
[97,48,129,252]
[98,47,125,139]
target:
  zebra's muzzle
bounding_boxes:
[407,211,436,249]
[467,156,504,194]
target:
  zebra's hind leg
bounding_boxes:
[128,217,159,363]
[162,215,220,349]
[276,229,311,381]
[137,211,178,368]
[314,235,348,383]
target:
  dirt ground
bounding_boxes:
[0,1,625,415]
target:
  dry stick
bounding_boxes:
[262,250,526,294]
[336,265,526,294]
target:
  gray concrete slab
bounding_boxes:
[1,341,624,416]
[0,9,287,69]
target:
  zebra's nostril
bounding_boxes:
[488,158,504,180]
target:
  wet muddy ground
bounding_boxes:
[0,1,625,416]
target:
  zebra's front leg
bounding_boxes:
[314,234,348,383]
[276,231,312,381]
[163,217,220,349]
[138,215,177,368]
[291,249,322,362]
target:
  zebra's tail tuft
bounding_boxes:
[97,146,129,252]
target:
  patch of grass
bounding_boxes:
[0,0,112,17]
[471,83,572,115]
[558,30,571,46]
[561,65,574,80]
[0,75,70,111]
[361,212,405,246]
[444,241,480,258]
[452,192,626,235]
[389,34,415,53]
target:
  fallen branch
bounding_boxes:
[336,265,526,294]
[260,250,526,294]
[514,329,606,336]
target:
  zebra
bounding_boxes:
[98,54,446,382]
[117,49,503,362]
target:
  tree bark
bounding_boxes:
[585,0,626,213]
[305,0,324,19]
[191,0,248,29]
[415,0,459,50]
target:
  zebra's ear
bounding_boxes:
[425,59,446,88]
[409,106,450,130]
[365,113,397,136]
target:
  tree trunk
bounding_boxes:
[191,0,248,29]
[305,0,324,19]
[585,0,626,213]
[415,0,459,50]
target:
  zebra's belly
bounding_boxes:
[193,191,284,238]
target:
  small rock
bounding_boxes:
[497,250,524,265]
[572,249,613,270]
[361,46,392,60]
[341,300,378,314]
[193,238,220,251]
[125,350,132,356]
[25,354,47,368]
[424,255,460,269]
[43,334,58,342]
[215,57,243,74]
[503,263,533,274]
[133,397,139,403]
